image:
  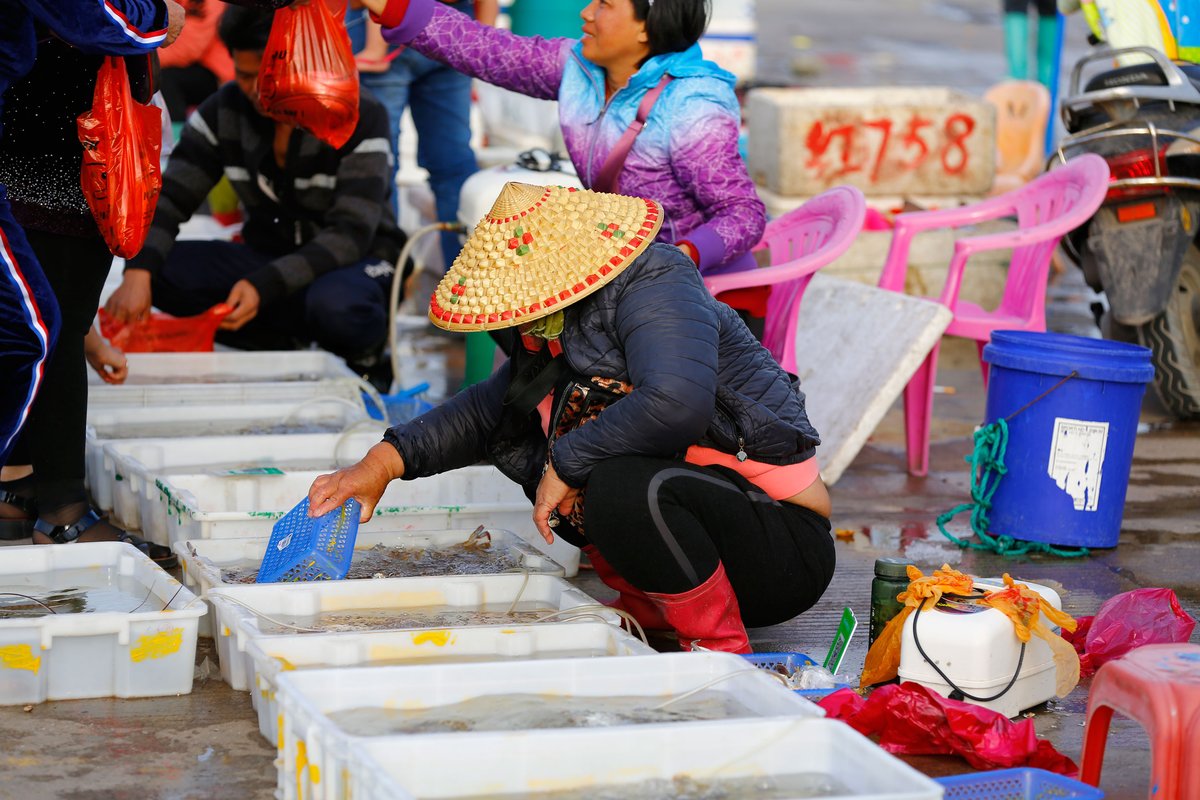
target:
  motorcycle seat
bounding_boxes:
[1084,61,1200,94]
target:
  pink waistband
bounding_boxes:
[685,445,820,501]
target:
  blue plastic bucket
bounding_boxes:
[982,331,1154,548]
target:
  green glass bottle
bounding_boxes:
[870,557,914,646]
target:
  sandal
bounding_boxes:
[0,490,36,540]
[32,509,178,569]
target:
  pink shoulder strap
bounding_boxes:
[591,73,674,194]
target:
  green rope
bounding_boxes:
[937,417,1091,559]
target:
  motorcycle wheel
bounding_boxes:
[1135,245,1200,420]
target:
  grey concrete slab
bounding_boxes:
[793,274,952,485]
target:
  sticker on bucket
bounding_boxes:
[1047,417,1109,512]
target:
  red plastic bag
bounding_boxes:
[819,683,1080,776]
[1062,588,1197,677]
[97,305,232,353]
[77,57,163,258]
[258,0,359,149]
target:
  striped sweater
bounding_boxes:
[126,83,404,304]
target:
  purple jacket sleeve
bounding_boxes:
[23,0,170,53]
[382,0,569,101]
[670,98,766,273]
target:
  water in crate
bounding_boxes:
[224,528,527,583]
[97,420,346,439]
[0,569,166,617]
[460,774,850,800]
[121,372,326,384]
[327,692,760,735]
[255,601,560,634]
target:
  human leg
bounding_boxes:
[407,54,477,266]
[1035,9,1063,91]
[360,65,414,218]
[7,230,111,518]
[0,201,60,469]
[582,456,837,651]
[152,239,303,351]
[300,257,394,366]
[1003,0,1031,80]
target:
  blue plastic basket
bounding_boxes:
[255,496,361,583]
[936,769,1103,800]
[741,652,852,698]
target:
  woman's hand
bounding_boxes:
[308,442,405,522]
[220,280,260,331]
[355,19,392,73]
[84,327,128,385]
[533,461,580,545]
[105,270,153,324]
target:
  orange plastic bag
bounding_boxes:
[860,563,975,687]
[258,0,359,149]
[981,574,1080,698]
[77,57,163,258]
[97,305,232,353]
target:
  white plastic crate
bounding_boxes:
[175,527,566,638]
[0,542,205,705]
[101,429,383,530]
[350,717,942,800]
[245,622,653,747]
[276,651,824,800]
[85,383,368,508]
[86,350,356,389]
[207,573,610,691]
[151,466,580,575]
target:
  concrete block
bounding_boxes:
[748,86,996,196]
[793,274,952,484]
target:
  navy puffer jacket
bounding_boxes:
[384,244,821,496]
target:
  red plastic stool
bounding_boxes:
[1080,643,1200,799]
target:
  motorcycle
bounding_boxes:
[1052,46,1200,419]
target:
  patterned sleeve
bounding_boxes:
[383,0,569,100]
[23,0,170,53]
[668,88,766,273]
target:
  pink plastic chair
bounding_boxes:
[1080,644,1200,799]
[877,153,1109,476]
[704,186,867,374]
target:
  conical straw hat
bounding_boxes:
[429,182,664,332]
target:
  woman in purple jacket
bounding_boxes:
[359,0,766,276]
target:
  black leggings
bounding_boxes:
[568,456,836,629]
[6,230,113,511]
[1003,0,1056,15]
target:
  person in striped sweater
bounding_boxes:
[105,5,408,388]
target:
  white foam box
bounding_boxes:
[207,573,610,691]
[150,466,580,575]
[275,651,824,800]
[898,577,1064,718]
[0,542,205,705]
[747,86,995,196]
[85,392,369,511]
[349,717,942,800]
[245,622,654,748]
[175,527,566,638]
[101,429,383,531]
[86,350,356,390]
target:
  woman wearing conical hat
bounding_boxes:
[308,183,834,653]
[353,0,764,280]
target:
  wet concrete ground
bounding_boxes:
[2,3,1198,799]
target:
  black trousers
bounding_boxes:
[6,230,112,511]
[1003,0,1056,15]
[563,455,836,629]
[151,240,394,362]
